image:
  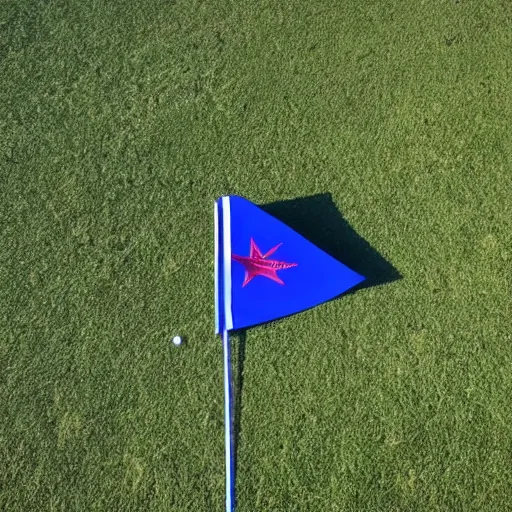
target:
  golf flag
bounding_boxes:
[215,195,365,512]
[215,195,365,333]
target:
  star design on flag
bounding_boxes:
[232,238,298,287]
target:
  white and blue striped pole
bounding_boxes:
[222,328,235,512]
[216,196,235,511]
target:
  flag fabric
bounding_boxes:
[215,195,365,333]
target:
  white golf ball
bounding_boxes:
[172,335,182,346]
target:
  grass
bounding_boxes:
[1,0,512,510]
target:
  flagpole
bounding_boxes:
[222,328,235,512]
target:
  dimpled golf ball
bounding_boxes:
[172,335,182,346]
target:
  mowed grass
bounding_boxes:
[1,0,512,510]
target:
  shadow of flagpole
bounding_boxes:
[232,329,246,486]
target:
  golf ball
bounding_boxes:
[172,335,182,346]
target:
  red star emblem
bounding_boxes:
[232,238,298,287]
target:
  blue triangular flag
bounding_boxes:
[215,195,365,333]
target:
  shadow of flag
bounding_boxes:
[261,193,401,293]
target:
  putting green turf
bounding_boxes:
[1,0,512,510]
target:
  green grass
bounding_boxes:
[1,0,512,510]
